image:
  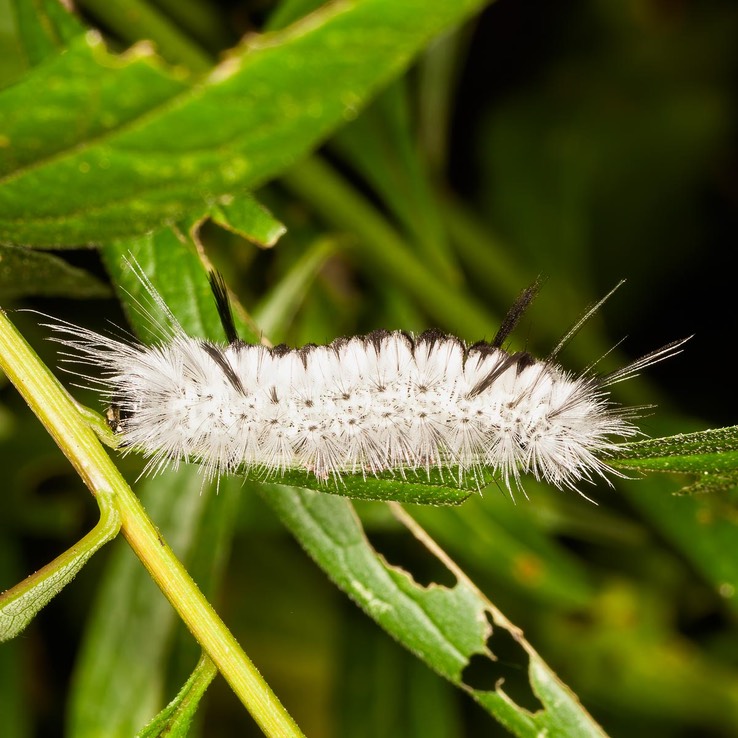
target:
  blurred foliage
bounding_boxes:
[1,0,737,736]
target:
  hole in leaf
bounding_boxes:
[363,529,457,588]
[462,615,543,712]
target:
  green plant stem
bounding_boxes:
[0,310,304,738]
[150,0,230,50]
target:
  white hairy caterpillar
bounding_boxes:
[48,262,687,493]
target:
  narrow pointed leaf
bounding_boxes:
[260,485,607,737]
[0,499,120,642]
[136,655,218,738]
[611,426,738,474]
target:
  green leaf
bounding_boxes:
[206,194,286,248]
[74,0,212,71]
[10,0,85,66]
[260,486,608,737]
[101,196,284,345]
[136,655,218,738]
[101,235,263,344]
[145,0,231,51]
[0,493,120,642]
[265,0,328,32]
[0,0,490,246]
[0,244,110,299]
[271,468,473,505]
[0,33,189,184]
[611,426,738,475]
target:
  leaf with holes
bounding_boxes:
[260,486,607,737]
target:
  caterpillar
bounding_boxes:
[47,262,687,492]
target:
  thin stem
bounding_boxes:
[0,310,304,738]
[149,0,230,50]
